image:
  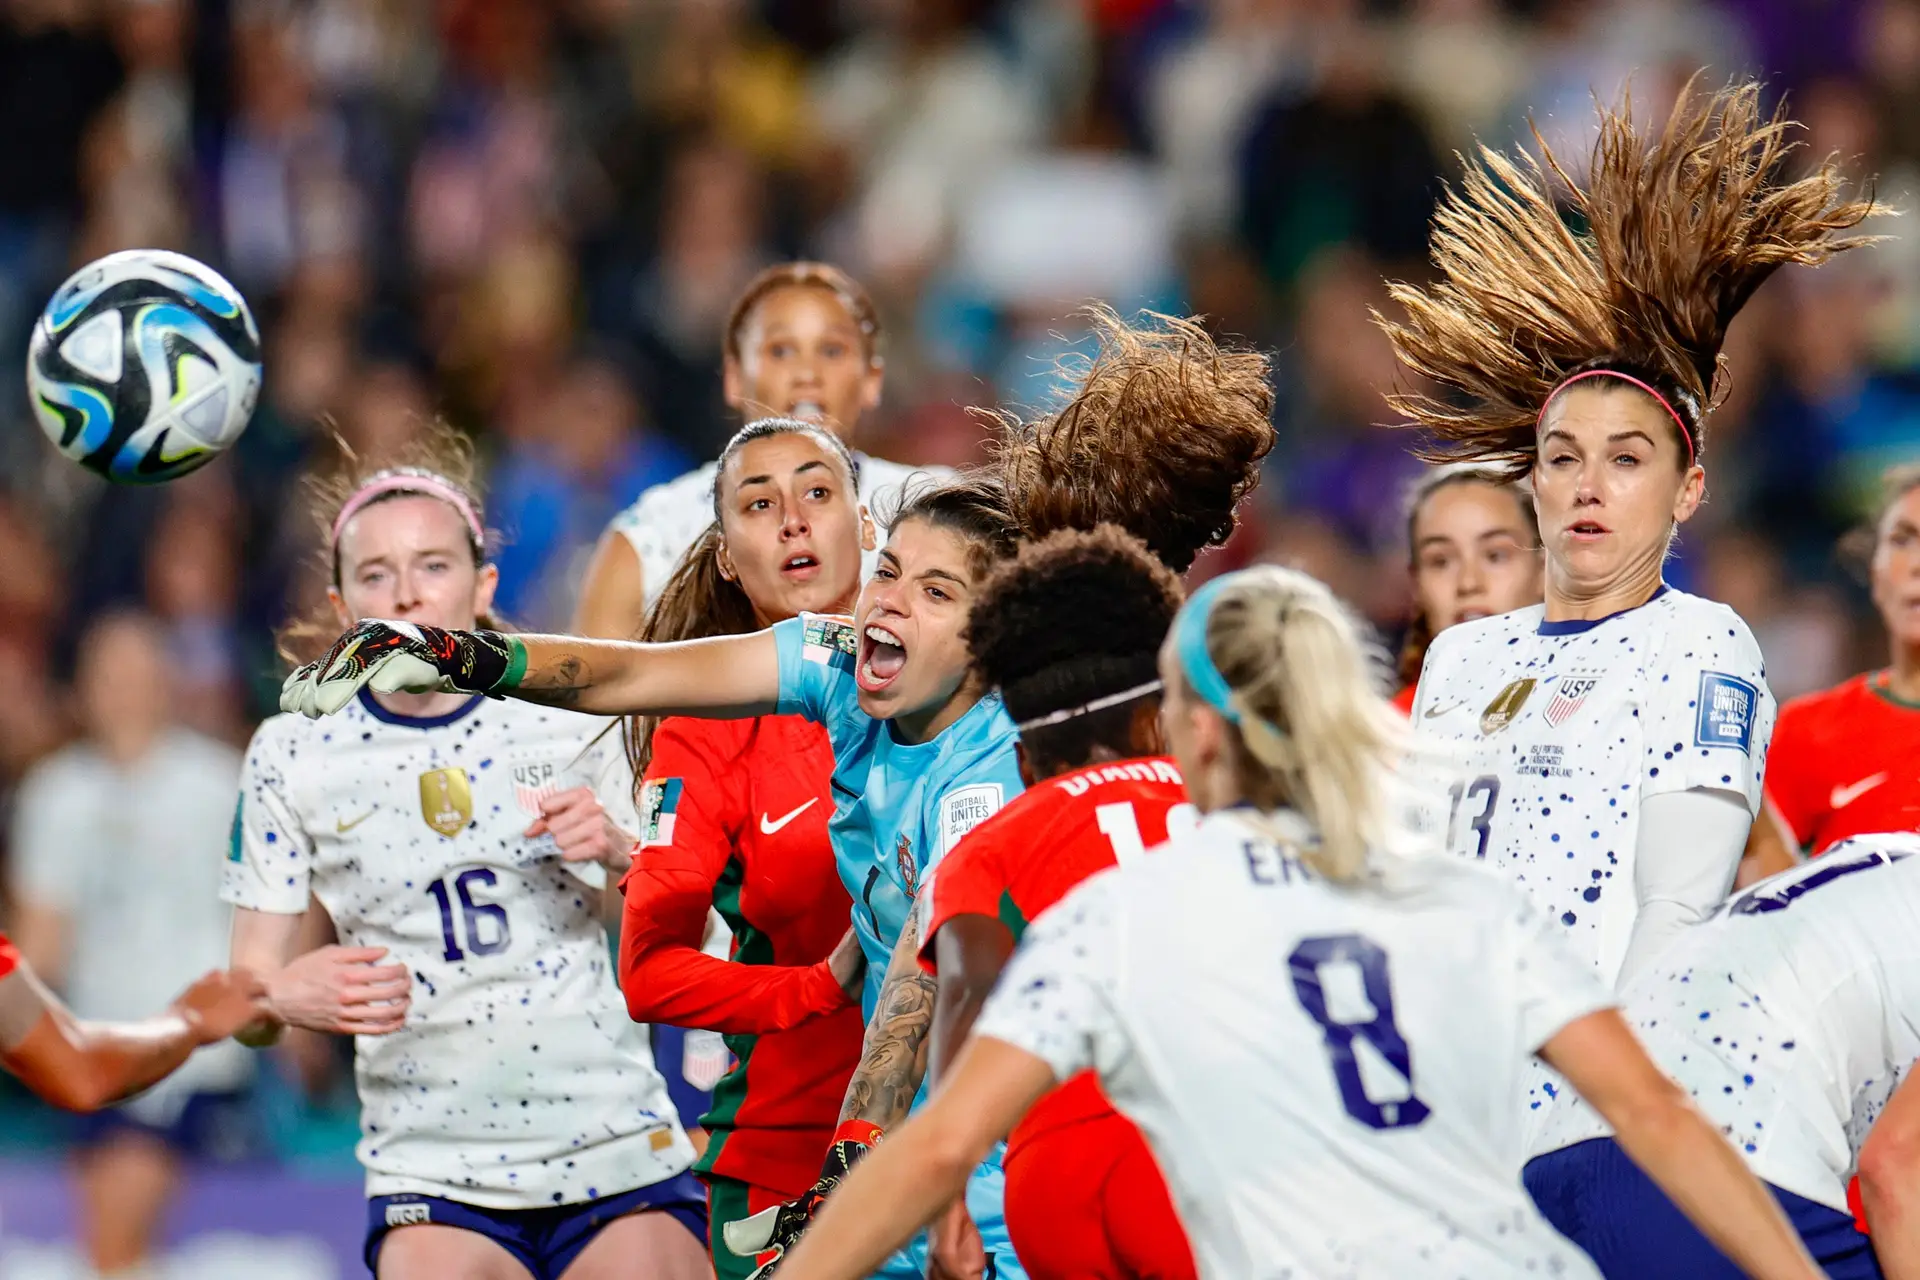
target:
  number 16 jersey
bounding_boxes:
[1410,588,1774,987]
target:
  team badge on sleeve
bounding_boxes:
[1480,678,1537,735]
[1695,672,1759,753]
[801,616,857,665]
[419,767,473,837]
[639,777,683,845]
[1544,674,1601,728]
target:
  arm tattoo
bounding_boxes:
[840,913,937,1130]
[519,655,589,708]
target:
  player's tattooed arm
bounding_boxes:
[515,652,591,709]
[839,913,937,1131]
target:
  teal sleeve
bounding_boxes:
[772,614,860,727]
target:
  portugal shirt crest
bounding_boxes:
[896,834,918,898]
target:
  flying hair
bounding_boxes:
[1377,76,1885,477]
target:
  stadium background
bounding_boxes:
[0,0,1916,1274]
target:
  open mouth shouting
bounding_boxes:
[857,622,908,693]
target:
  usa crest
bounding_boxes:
[1544,674,1601,728]
[419,768,472,837]
[512,758,560,816]
[1480,678,1536,735]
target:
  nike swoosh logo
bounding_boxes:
[1832,773,1890,810]
[336,810,376,834]
[1423,701,1468,720]
[760,798,819,836]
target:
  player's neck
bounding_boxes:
[1884,654,1920,705]
[374,688,476,719]
[894,685,984,745]
[1542,560,1665,623]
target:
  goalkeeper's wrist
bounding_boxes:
[468,630,527,693]
[829,1119,883,1154]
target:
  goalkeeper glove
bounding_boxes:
[722,1120,882,1278]
[280,621,525,718]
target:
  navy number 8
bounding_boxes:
[1287,933,1431,1130]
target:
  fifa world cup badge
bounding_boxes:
[420,767,474,837]
[1480,678,1537,735]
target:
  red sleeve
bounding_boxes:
[1762,696,1826,848]
[916,819,1012,974]
[0,932,18,983]
[620,719,848,1036]
[1391,685,1417,717]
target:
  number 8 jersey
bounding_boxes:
[222,691,696,1208]
[1410,588,1775,987]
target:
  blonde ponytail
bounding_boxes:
[1189,567,1405,883]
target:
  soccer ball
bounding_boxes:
[27,249,262,484]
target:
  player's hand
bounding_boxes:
[927,1197,987,1280]
[827,928,866,1002]
[280,621,519,717]
[723,1121,881,1276]
[526,787,631,875]
[173,968,271,1045]
[266,945,412,1036]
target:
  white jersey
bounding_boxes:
[1411,588,1774,986]
[222,691,695,1207]
[973,810,1615,1280]
[608,452,945,612]
[1533,835,1920,1210]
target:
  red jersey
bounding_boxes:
[0,932,17,982]
[619,714,864,1197]
[1764,672,1920,856]
[1392,684,1417,716]
[917,756,1192,1151]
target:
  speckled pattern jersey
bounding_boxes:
[973,810,1615,1280]
[222,689,697,1209]
[608,453,945,612]
[1531,835,1920,1211]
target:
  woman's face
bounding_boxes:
[852,518,982,733]
[1411,482,1544,633]
[1871,485,1920,651]
[715,432,871,627]
[725,286,882,440]
[1532,384,1704,596]
[331,495,495,632]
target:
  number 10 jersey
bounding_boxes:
[223,692,695,1208]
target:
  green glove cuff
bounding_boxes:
[494,634,529,692]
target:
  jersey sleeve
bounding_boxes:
[1641,609,1775,811]
[914,821,1013,974]
[619,719,849,1035]
[1759,696,1824,848]
[1504,879,1618,1052]
[972,872,1129,1083]
[772,614,866,741]
[220,723,315,916]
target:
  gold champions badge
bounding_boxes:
[1480,678,1537,735]
[420,767,473,837]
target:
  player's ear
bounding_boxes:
[472,562,501,622]
[859,357,884,413]
[1014,739,1037,789]
[858,504,876,553]
[715,538,738,583]
[1133,698,1166,758]
[327,585,353,631]
[722,354,745,412]
[1671,463,1707,526]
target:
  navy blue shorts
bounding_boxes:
[71,1088,261,1163]
[1525,1137,1882,1279]
[365,1171,708,1279]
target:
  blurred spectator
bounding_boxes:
[9,610,254,1280]
[1388,0,1531,158]
[145,484,249,742]
[1698,526,1852,699]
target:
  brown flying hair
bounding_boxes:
[724,261,882,364]
[277,418,500,665]
[1377,77,1885,478]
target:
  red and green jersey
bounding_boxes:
[618,714,863,1198]
[916,756,1192,1150]
[1766,672,1920,856]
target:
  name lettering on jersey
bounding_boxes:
[511,760,560,816]
[1695,672,1759,754]
[1055,759,1183,798]
[1480,678,1536,735]
[639,777,683,845]
[938,783,1005,856]
[384,1202,432,1228]
[1244,840,1310,886]
[419,768,473,837]
[1544,674,1602,728]
[802,616,858,665]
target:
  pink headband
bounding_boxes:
[331,471,485,550]
[1538,370,1696,467]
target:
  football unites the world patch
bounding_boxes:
[938,782,1005,856]
[1695,671,1759,753]
[1544,674,1602,728]
[639,776,684,845]
[802,615,858,666]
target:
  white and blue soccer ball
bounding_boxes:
[27,248,262,484]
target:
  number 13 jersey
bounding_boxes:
[222,691,695,1208]
[1410,588,1774,988]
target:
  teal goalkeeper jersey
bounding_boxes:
[773,614,1024,1020]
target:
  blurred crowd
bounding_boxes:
[0,0,1918,1159]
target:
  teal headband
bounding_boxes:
[1172,572,1244,722]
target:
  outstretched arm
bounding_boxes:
[281,622,783,720]
[0,954,266,1113]
[1541,1009,1823,1280]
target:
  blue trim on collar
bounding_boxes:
[357,686,486,728]
[1537,584,1670,636]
